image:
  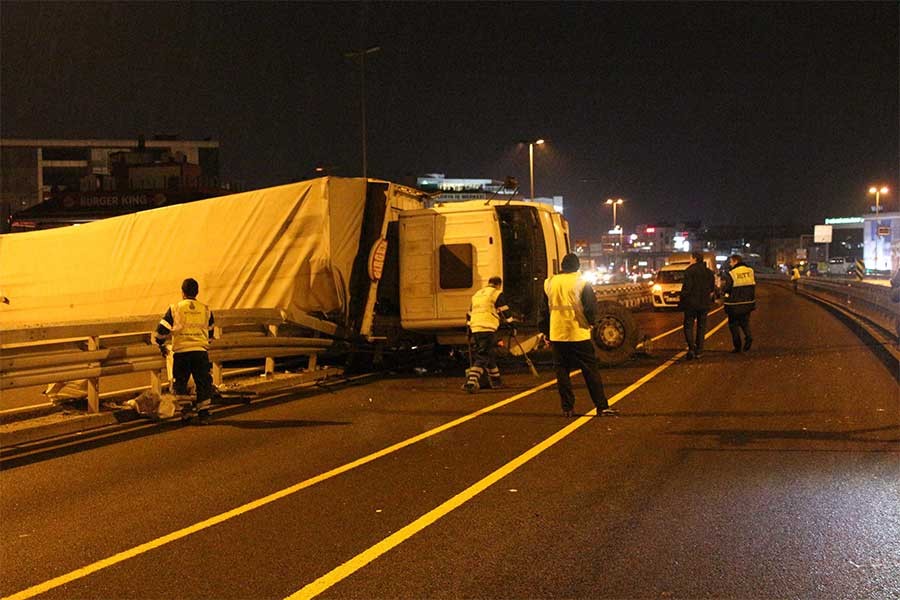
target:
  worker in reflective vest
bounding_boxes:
[790,265,801,293]
[540,253,614,417]
[155,277,215,424]
[463,276,513,393]
[723,254,756,353]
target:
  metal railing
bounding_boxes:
[796,277,897,338]
[593,282,652,308]
[1,309,335,413]
[759,274,898,341]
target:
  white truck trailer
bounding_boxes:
[1,176,637,365]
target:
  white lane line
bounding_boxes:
[286,317,730,599]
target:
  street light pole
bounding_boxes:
[868,185,889,271]
[605,198,624,268]
[869,185,889,215]
[345,45,381,178]
[528,139,544,201]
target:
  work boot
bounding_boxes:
[488,377,503,389]
[463,379,479,394]
[196,410,212,425]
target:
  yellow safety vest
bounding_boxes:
[724,264,756,311]
[729,265,756,288]
[170,298,212,353]
[544,272,592,342]
[469,286,502,333]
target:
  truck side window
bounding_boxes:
[439,243,474,289]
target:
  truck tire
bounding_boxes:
[592,301,638,366]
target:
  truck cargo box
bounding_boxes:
[0,177,426,337]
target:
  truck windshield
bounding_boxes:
[496,206,547,326]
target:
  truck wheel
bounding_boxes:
[592,301,638,366]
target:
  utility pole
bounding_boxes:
[344,45,380,178]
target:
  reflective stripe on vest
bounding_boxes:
[171,298,211,353]
[469,286,502,333]
[544,272,592,342]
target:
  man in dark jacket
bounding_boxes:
[722,254,757,353]
[679,251,716,359]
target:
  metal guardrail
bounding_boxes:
[759,274,898,341]
[593,282,652,308]
[797,277,897,338]
[0,309,335,413]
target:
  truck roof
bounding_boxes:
[408,199,561,216]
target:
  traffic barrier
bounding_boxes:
[759,274,897,343]
[0,309,334,414]
[593,282,652,308]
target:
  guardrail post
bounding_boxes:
[265,324,277,377]
[87,336,100,413]
[308,352,318,373]
[212,325,223,386]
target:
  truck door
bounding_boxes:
[538,209,570,275]
[496,206,547,326]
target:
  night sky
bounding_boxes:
[2,2,897,239]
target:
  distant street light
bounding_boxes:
[868,185,889,272]
[868,185,889,214]
[527,139,544,201]
[345,45,381,178]
[606,198,624,264]
[605,197,623,228]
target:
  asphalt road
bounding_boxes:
[1,283,898,600]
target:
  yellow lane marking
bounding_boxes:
[287,317,731,599]
[6,317,729,600]
[3,381,560,600]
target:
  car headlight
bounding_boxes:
[652,284,662,293]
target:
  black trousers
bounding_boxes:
[551,339,608,412]
[172,350,213,404]
[471,331,499,373]
[727,313,752,349]
[467,331,501,384]
[682,308,708,353]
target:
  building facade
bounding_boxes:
[416,173,564,213]
[1,137,223,232]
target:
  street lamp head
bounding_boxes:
[869,185,889,194]
[605,198,623,205]
[534,139,545,145]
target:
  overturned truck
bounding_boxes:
[0,177,637,368]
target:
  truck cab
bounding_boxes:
[398,200,569,343]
